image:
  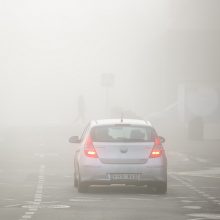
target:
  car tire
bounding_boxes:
[74,162,79,188]
[74,173,78,188]
[156,181,167,194]
[78,175,89,193]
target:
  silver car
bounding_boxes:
[69,119,167,193]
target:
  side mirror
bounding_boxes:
[158,136,165,143]
[69,136,80,143]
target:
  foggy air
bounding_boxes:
[0,1,220,220]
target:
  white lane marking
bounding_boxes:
[47,205,70,209]
[181,200,193,203]
[41,201,59,204]
[69,199,101,202]
[22,205,38,209]
[25,212,35,215]
[199,186,218,189]
[168,151,208,164]
[169,184,183,187]
[71,197,95,199]
[22,216,32,219]
[187,218,204,220]
[70,197,102,200]
[180,176,193,183]
[69,196,104,202]
[208,197,216,200]
[120,197,153,201]
[192,157,208,164]
[4,198,16,201]
[183,206,202,210]
[28,208,38,212]
[201,193,209,197]
[163,197,179,200]
[181,200,208,203]
[171,167,220,179]
[170,174,220,206]
[64,176,72,178]
[32,202,40,206]
[18,164,45,220]
[23,204,70,209]
[187,213,220,219]
[168,151,190,162]
[43,186,58,189]
[69,196,155,203]
[46,153,59,157]
[34,194,42,199]
[5,204,22,208]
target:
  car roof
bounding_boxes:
[90,119,152,127]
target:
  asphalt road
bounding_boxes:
[0,141,220,220]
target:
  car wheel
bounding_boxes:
[74,173,78,188]
[73,162,79,188]
[78,174,89,193]
[156,182,167,194]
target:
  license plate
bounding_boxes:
[110,173,139,180]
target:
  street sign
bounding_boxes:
[101,73,115,87]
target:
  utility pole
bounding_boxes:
[101,74,115,117]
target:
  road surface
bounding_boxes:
[0,140,220,220]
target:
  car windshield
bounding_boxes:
[91,125,157,142]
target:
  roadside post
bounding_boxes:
[101,73,115,117]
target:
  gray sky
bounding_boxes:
[0,0,219,126]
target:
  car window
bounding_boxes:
[91,125,157,142]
